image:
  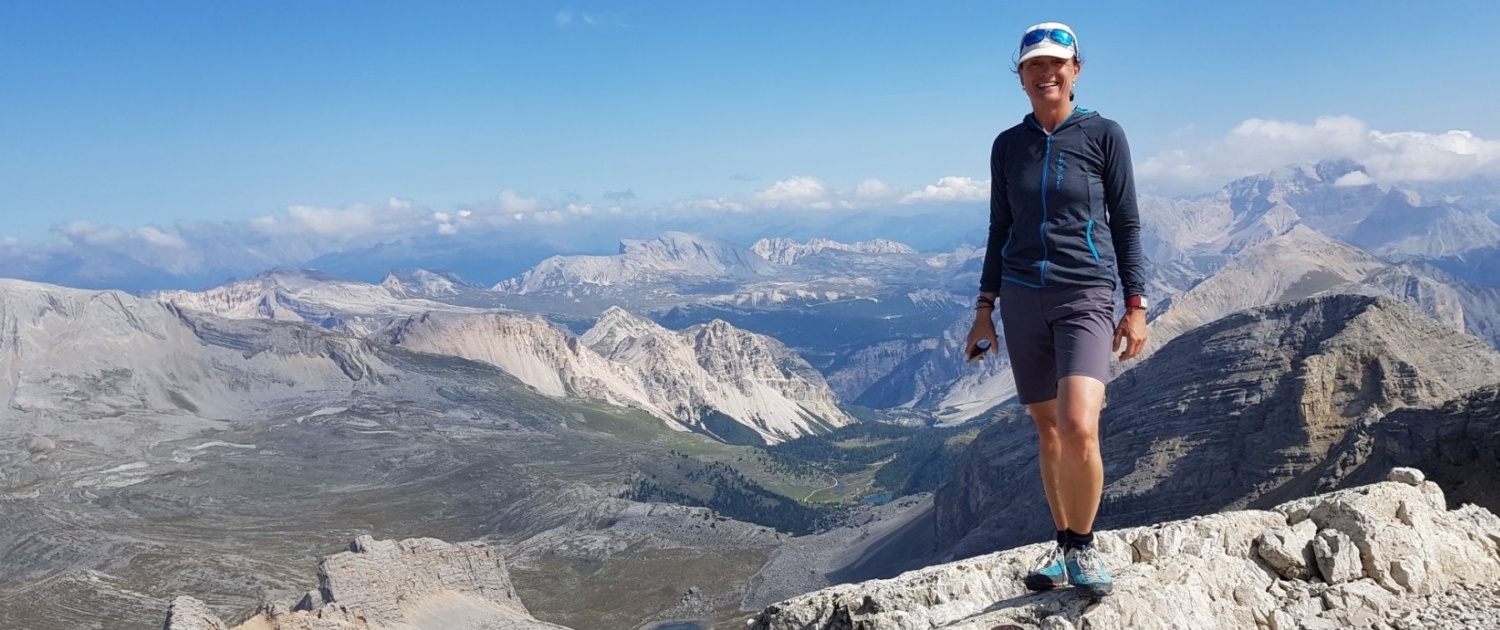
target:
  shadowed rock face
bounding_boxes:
[752,471,1500,630]
[164,536,571,630]
[937,294,1500,558]
[1325,384,1500,516]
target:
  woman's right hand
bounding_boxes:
[965,315,999,362]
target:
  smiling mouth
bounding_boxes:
[1036,81,1061,90]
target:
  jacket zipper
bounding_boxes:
[1039,136,1051,286]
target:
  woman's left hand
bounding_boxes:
[1113,309,1148,361]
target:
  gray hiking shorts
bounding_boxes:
[998,283,1116,405]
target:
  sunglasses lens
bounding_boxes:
[1022,29,1048,47]
[1051,30,1074,47]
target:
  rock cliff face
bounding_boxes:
[1137,226,1389,363]
[937,295,1500,558]
[751,237,917,265]
[380,306,851,445]
[495,232,781,295]
[1325,384,1500,516]
[751,470,1500,630]
[164,536,570,630]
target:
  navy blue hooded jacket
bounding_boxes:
[979,107,1145,298]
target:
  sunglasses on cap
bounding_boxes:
[1021,28,1075,50]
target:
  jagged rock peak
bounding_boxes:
[752,470,1500,630]
[1226,158,1370,193]
[380,268,476,297]
[164,535,571,630]
[750,236,917,264]
[579,306,670,359]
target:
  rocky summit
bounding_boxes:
[938,294,1500,558]
[749,468,1500,630]
[164,535,570,630]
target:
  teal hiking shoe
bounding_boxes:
[1023,544,1068,591]
[1065,545,1114,597]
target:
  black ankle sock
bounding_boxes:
[1064,528,1094,549]
[1056,530,1067,547]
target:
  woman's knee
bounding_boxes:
[1057,416,1099,449]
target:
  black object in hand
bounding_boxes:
[967,338,991,363]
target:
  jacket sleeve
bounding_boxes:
[978,135,1012,294]
[1102,121,1146,298]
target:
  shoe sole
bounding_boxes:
[1023,575,1066,591]
[1075,584,1113,597]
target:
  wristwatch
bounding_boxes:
[1126,295,1148,310]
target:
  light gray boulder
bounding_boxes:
[164,536,572,630]
[161,597,229,630]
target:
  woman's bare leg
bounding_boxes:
[1026,399,1067,532]
[1054,375,1106,534]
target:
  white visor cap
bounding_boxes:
[1017,22,1078,65]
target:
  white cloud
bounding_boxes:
[532,210,568,224]
[1138,115,1500,195]
[853,178,898,202]
[458,209,473,218]
[1333,171,1375,187]
[899,176,989,204]
[286,204,378,236]
[557,9,612,28]
[752,176,829,208]
[432,211,452,223]
[681,174,991,212]
[679,197,748,213]
[437,223,458,235]
[246,198,435,239]
[54,221,127,246]
[497,189,543,214]
[136,226,187,248]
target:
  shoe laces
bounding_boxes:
[1031,544,1065,572]
[1070,546,1106,581]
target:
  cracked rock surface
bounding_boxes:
[750,469,1500,630]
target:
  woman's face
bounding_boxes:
[1019,56,1081,106]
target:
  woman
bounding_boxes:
[964,21,1147,598]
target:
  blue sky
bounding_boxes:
[3,0,1500,244]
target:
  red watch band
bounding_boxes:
[1126,295,1147,309]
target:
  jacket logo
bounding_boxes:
[1055,153,1066,190]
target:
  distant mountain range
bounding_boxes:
[8,159,1500,430]
[10,160,1500,630]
